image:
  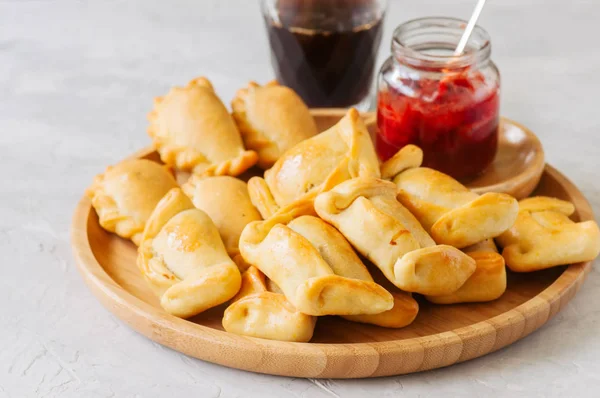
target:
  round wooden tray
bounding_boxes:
[71,114,589,379]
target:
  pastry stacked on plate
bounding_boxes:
[87,77,600,342]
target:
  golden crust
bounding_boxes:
[294,274,393,316]
[224,266,317,342]
[137,188,241,318]
[142,186,194,242]
[430,192,520,248]
[231,81,318,169]
[393,166,519,248]
[344,292,419,328]
[518,196,575,215]
[160,262,241,318]
[86,159,178,245]
[380,144,424,180]
[247,176,280,219]
[496,197,600,272]
[315,177,432,279]
[248,108,380,217]
[200,150,259,177]
[287,216,373,281]
[239,217,393,316]
[315,177,476,295]
[230,266,267,303]
[182,175,262,257]
[147,77,257,177]
[394,245,477,295]
[223,292,316,342]
[287,216,419,328]
[268,216,404,322]
[137,238,179,297]
[426,239,507,304]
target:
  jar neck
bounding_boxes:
[391,17,491,72]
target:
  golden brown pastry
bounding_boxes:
[148,77,258,176]
[222,266,316,342]
[229,265,268,303]
[345,291,419,328]
[496,196,600,272]
[380,143,424,180]
[137,188,241,318]
[426,239,507,304]
[231,81,318,169]
[314,177,476,296]
[288,216,418,328]
[518,196,575,214]
[182,175,261,266]
[86,159,179,246]
[387,145,519,248]
[247,108,380,219]
[238,211,394,316]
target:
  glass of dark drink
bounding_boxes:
[261,0,387,109]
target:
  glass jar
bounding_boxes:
[376,17,500,180]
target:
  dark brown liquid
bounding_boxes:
[264,1,383,108]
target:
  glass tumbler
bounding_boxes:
[261,0,387,109]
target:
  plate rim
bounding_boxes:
[470,116,545,196]
[71,152,592,378]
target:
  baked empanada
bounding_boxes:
[239,211,394,316]
[314,177,476,296]
[426,239,507,304]
[137,188,241,318]
[86,159,178,246]
[148,77,258,176]
[182,175,261,266]
[248,108,380,219]
[386,145,519,248]
[231,81,318,169]
[496,196,600,272]
[222,266,317,342]
[288,216,418,328]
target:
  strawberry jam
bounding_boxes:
[376,72,499,180]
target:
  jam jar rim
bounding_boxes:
[391,16,492,71]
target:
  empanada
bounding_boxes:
[248,108,380,219]
[231,81,318,169]
[496,196,600,272]
[386,145,519,248]
[148,77,258,176]
[137,188,241,318]
[86,159,178,246]
[288,216,418,328]
[426,239,507,304]
[223,266,316,342]
[238,211,394,316]
[314,177,476,296]
[182,175,261,266]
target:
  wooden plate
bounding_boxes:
[313,110,545,199]
[72,113,589,379]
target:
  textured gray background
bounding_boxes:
[1,0,599,397]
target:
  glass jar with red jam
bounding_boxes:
[376,17,500,180]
